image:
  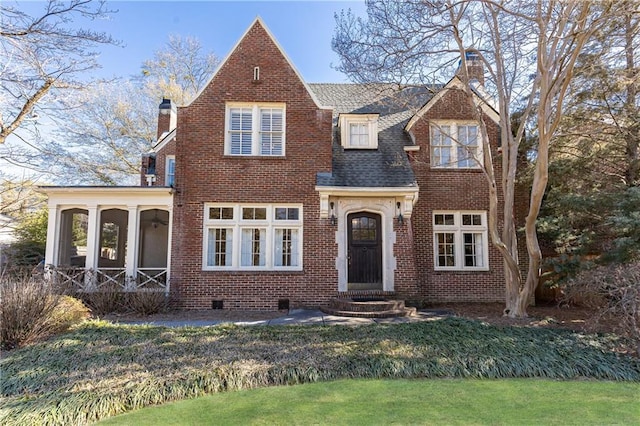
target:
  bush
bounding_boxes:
[0,276,89,350]
[124,291,168,315]
[564,261,640,355]
[79,285,123,316]
[79,286,168,316]
[49,295,91,330]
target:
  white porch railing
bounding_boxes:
[95,268,127,290]
[49,267,86,290]
[135,268,168,291]
[49,266,168,293]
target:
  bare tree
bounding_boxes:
[139,34,220,105]
[37,35,220,185]
[334,0,612,317]
[0,0,119,145]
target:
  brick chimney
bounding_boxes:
[457,50,484,86]
[157,98,177,140]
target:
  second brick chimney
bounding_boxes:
[157,98,177,140]
[457,50,484,86]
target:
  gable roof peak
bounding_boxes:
[184,16,328,110]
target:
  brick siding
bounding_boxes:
[146,21,508,310]
[408,86,506,302]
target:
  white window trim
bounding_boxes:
[339,113,379,149]
[430,121,483,169]
[224,102,286,156]
[433,211,489,271]
[165,155,175,186]
[202,203,303,271]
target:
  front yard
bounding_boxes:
[99,378,640,425]
[1,316,639,425]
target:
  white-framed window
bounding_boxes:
[165,155,175,186]
[431,122,482,168]
[203,203,302,270]
[339,113,379,149]
[433,211,488,271]
[225,103,285,156]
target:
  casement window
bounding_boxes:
[433,211,488,271]
[225,103,285,156]
[339,114,379,149]
[431,122,482,168]
[165,156,175,186]
[203,204,302,270]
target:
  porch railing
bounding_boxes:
[48,266,168,293]
[95,268,127,290]
[135,268,168,291]
[49,266,86,291]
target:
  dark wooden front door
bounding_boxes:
[347,212,382,290]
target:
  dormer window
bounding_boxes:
[339,114,379,149]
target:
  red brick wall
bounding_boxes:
[167,21,336,310]
[154,138,176,187]
[408,85,506,302]
[393,218,421,301]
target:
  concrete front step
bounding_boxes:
[320,306,417,318]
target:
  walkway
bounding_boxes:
[119,308,454,327]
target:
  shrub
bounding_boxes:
[0,276,88,350]
[124,291,168,315]
[48,295,91,330]
[79,284,124,315]
[79,287,168,316]
[564,261,640,355]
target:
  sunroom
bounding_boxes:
[41,187,173,293]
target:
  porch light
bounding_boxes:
[396,202,404,225]
[329,202,337,226]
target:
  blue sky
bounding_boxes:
[61,0,366,82]
[2,1,366,179]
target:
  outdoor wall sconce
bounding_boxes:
[330,202,337,225]
[396,202,404,225]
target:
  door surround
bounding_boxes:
[333,198,397,292]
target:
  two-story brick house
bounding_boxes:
[43,18,504,310]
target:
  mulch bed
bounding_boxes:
[431,302,620,335]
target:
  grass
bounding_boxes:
[1,318,639,425]
[99,378,640,425]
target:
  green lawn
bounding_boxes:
[2,318,639,425]
[100,378,640,425]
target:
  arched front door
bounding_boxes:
[347,212,382,290]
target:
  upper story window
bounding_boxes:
[165,156,175,186]
[203,203,302,271]
[433,211,488,271]
[225,103,285,156]
[339,114,379,149]
[431,122,482,169]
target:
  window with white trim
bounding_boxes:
[165,156,175,186]
[431,122,482,168]
[433,211,488,270]
[339,114,379,149]
[225,103,285,156]
[203,204,302,270]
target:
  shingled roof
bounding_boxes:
[309,83,437,188]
